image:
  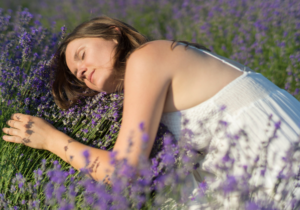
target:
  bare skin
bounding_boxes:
[2,37,244,182]
[142,40,244,113]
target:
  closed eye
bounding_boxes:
[82,52,85,60]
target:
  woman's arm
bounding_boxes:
[46,130,113,181]
[2,113,113,181]
[112,41,172,166]
[3,41,172,181]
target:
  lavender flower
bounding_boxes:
[0,1,300,209]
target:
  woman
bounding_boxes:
[2,16,300,207]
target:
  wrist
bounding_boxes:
[45,128,64,151]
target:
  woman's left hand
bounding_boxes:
[2,113,58,150]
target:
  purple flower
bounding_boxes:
[61,25,66,32]
[183,119,189,126]
[109,151,118,165]
[245,201,260,210]
[162,153,175,165]
[47,170,66,184]
[219,120,228,127]
[142,133,149,142]
[222,154,231,163]
[45,183,54,200]
[260,169,266,176]
[69,168,75,175]
[37,168,43,177]
[68,184,76,197]
[55,185,66,202]
[120,161,135,178]
[18,183,23,189]
[139,122,145,131]
[32,200,39,208]
[58,204,75,210]
[83,150,90,165]
[113,112,118,120]
[163,135,173,145]
[274,121,281,129]
[268,114,273,120]
[220,104,227,111]
[199,181,207,191]
[223,175,237,194]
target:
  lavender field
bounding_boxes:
[0,0,300,209]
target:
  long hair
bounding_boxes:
[50,16,211,110]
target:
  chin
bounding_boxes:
[89,79,117,93]
[93,85,114,93]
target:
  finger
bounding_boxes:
[7,120,22,129]
[2,135,22,144]
[12,113,34,121]
[11,113,23,121]
[2,128,21,136]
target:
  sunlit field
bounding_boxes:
[0,0,299,209]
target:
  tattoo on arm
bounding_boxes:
[88,157,100,173]
[64,139,100,177]
[65,139,76,163]
[68,139,76,143]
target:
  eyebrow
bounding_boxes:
[73,46,85,77]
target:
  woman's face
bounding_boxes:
[65,37,118,93]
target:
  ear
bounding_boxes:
[109,26,121,34]
[113,27,121,34]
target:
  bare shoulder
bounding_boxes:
[128,40,174,61]
[126,40,175,78]
[135,40,174,53]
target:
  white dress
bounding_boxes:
[160,48,300,209]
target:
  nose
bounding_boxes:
[77,63,87,79]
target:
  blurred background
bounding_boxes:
[0,0,299,95]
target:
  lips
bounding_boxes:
[88,70,95,83]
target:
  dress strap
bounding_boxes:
[190,46,249,73]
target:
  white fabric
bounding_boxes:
[160,48,300,209]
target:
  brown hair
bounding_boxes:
[51,16,211,110]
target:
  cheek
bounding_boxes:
[85,69,116,92]
[97,70,117,91]
[91,70,109,90]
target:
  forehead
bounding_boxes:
[65,38,86,58]
[66,37,100,53]
[65,38,87,72]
